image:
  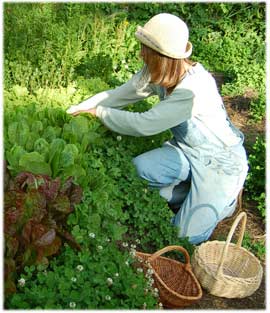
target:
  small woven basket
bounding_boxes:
[191,212,263,298]
[135,245,202,308]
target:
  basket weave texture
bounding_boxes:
[135,245,202,308]
[191,212,263,298]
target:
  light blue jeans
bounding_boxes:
[133,140,248,245]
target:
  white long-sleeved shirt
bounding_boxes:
[67,64,240,146]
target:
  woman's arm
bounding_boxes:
[96,88,194,136]
[66,66,154,114]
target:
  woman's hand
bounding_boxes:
[68,108,97,117]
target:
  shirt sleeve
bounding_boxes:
[66,66,154,114]
[96,88,194,136]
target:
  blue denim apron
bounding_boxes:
[133,87,248,245]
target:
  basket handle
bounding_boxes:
[148,245,191,270]
[217,212,247,277]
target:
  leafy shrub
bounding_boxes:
[4,168,82,297]
[242,232,266,261]
[4,2,265,120]
[245,136,266,220]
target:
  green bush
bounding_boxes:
[245,136,266,220]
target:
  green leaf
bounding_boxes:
[19,152,52,176]
[60,144,79,168]
[62,164,86,182]
[70,116,89,142]
[24,132,39,152]
[49,139,66,177]
[81,132,102,152]
[12,85,29,97]
[7,121,19,145]
[18,120,30,147]
[31,120,43,134]
[88,213,101,232]
[34,138,50,161]
[6,145,26,172]
[43,126,57,143]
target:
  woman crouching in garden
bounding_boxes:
[67,13,248,244]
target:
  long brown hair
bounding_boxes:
[140,44,193,95]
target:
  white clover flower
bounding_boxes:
[77,265,84,272]
[147,268,154,275]
[130,244,136,249]
[69,302,76,308]
[18,278,25,287]
[89,232,95,238]
[125,260,129,266]
[129,250,136,257]
[122,242,128,248]
[144,288,149,293]
[115,273,119,277]
[137,268,143,273]
[107,277,113,285]
[71,277,77,282]
[97,245,103,250]
[153,287,159,297]
[106,238,111,242]
[159,302,163,308]
[125,64,129,69]
[135,239,141,244]
[147,279,154,287]
[116,135,122,141]
[105,295,111,301]
[122,59,126,64]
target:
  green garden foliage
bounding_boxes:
[245,136,266,220]
[4,2,265,309]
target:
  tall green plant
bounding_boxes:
[245,136,266,220]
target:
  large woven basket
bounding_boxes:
[191,212,263,298]
[135,245,202,308]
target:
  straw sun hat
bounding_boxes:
[135,13,192,59]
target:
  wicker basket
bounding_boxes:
[135,245,202,308]
[191,212,263,298]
